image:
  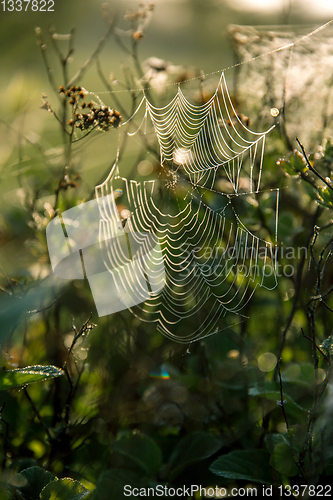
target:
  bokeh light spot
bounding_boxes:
[258,352,277,372]
[138,160,154,176]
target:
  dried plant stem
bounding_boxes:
[0,403,9,469]
[296,138,333,193]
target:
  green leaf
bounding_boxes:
[290,151,306,172]
[317,200,333,209]
[111,432,162,477]
[303,182,318,201]
[324,139,333,159]
[15,467,55,500]
[0,481,14,500]
[269,443,299,477]
[277,158,298,176]
[264,434,287,453]
[0,365,64,390]
[319,335,333,356]
[90,469,144,500]
[278,214,295,238]
[169,432,223,479]
[210,450,275,484]
[0,290,51,343]
[325,462,333,476]
[248,387,307,413]
[40,478,89,500]
[319,186,333,206]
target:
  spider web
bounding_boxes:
[94,72,278,343]
[228,23,333,149]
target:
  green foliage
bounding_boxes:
[320,335,333,356]
[15,467,55,500]
[210,450,275,484]
[1,4,333,498]
[168,432,223,479]
[269,443,299,477]
[289,151,307,173]
[277,151,307,176]
[39,479,89,500]
[319,186,333,207]
[89,470,144,500]
[110,432,162,477]
[0,366,64,391]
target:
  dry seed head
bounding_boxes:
[133,31,144,41]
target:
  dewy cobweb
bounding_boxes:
[45,21,333,343]
[228,23,333,149]
[94,72,279,343]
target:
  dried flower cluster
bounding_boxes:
[59,85,122,132]
[58,172,80,191]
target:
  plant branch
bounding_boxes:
[296,138,333,193]
[301,327,329,363]
[66,17,117,88]
[24,388,52,440]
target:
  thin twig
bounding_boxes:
[309,285,333,303]
[62,315,95,426]
[301,327,329,363]
[317,220,333,231]
[96,57,128,119]
[37,30,59,94]
[72,124,99,143]
[0,403,9,469]
[66,17,117,88]
[88,115,130,200]
[28,295,60,317]
[273,249,306,380]
[320,299,333,314]
[0,118,46,157]
[24,388,52,440]
[0,266,15,296]
[49,27,76,85]
[51,109,70,134]
[274,207,322,381]
[321,285,333,300]
[277,361,306,478]
[277,360,289,429]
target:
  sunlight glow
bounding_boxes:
[229,0,282,12]
[224,0,333,16]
